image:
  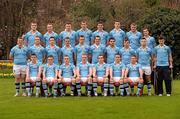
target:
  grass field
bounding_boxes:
[0,78,179,119]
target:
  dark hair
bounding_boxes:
[109,37,115,42]
[131,55,137,58]
[95,35,101,40]
[47,55,54,59]
[98,54,104,58]
[159,36,165,40]
[31,53,37,57]
[49,36,55,40]
[97,21,104,25]
[79,35,85,38]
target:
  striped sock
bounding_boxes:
[15,82,20,94]
[76,82,81,95]
[137,83,143,95]
[53,82,58,97]
[58,83,64,94]
[147,81,151,92]
[120,84,124,95]
[42,83,48,97]
[21,82,26,94]
[36,81,41,96]
[87,83,92,95]
[103,82,108,95]
[130,85,134,94]
[93,82,97,94]
[25,82,31,95]
[124,83,129,95]
[109,83,114,95]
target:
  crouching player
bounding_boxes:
[125,55,144,96]
[42,55,58,98]
[93,55,109,96]
[76,54,93,96]
[109,54,126,96]
[59,55,76,96]
[26,54,41,97]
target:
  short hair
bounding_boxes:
[114,20,120,23]
[97,21,104,25]
[115,53,121,57]
[124,37,129,42]
[49,36,55,40]
[65,22,72,25]
[47,23,53,26]
[95,35,101,39]
[98,54,104,58]
[17,36,23,40]
[31,53,37,57]
[31,21,37,25]
[65,37,70,40]
[64,55,69,58]
[109,37,115,42]
[47,55,54,59]
[79,35,85,38]
[35,36,41,39]
[81,20,87,24]
[131,55,137,58]
[159,36,165,40]
[130,23,137,26]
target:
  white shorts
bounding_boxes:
[46,77,54,82]
[13,65,26,75]
[30,77,38,82]
[142,66,151,75]
[80,77,88,83]
[113,77,121,82]
[97,77,104,82]
[129,77,139,83]
[63,78,72,83]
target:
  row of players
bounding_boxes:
[24,21,155,50]
[10,35,173,97]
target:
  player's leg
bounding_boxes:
[92,77,98,96]
[42,79,48,97]
[58,78,64,96]
[163,66,172,96]
[124,78,130,96]
[87,76,92,96]
[53,79,58,98]
[144,67,152,96]
[25,77,31,97]
[129,78,135,96]
[35,77,41,97]
[136,78,144,96]
[109,78,114,96]
[157,67,163,96]
[20,66,26,96]
[30,79,36,96]
[13,65,21,96]
[119,78,124,96]
[71,78,76,96]
[103,77,109,96]
[76,77,81,96]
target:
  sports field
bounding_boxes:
[0,78,179,119]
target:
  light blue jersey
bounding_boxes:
[126,31,142,50]
[10,45,29,65]
[109,29,126,48]
[154,45,171,66]
[29,45,45,64]
[94,63,108,77]
[110,62,126,77]
[43,63,58,78]
[136,47,153,67]
[27,62,41,77]
[105,46,119,64]
[45,45,61,64]
[77,62,92,77]
[91,30,109,45]
[76,29,92,45]
[59,63,75,78]
[43,31,59,46]
[59,30,77,47]
[24,31,43,47]
[126,63,142,77]
[119,47,136,65]
[75,44,90,64]
[61,46,75,64]
[146,36,156,49]
[90,44,106,64]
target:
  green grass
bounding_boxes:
[0,78,179,119]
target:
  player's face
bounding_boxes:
[65,39,70,46]
[79,37,84,44]
[65,24,72,31]
[47,24,53,32]
[35,37,40,45]
[114,22,120,29]
[82,55,87,62]
[64,56,70,64]
[141,39,146,46]
[131,56,137,63]
[143,29,149,36]
[109,39,115,46]
[115,55,121,63]
[17,38,24,46]
[159,39,165,45]
[130,25,137,32]
[97,24,103,30]
[95,37,100,45]
[49,38,55,45]
[98,56,104,63]
[81,22,87,29]
[31,23,37,31]
[31,55,37,62]
[47,57,54,64]
[124,41,129,47]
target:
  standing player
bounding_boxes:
[91,22,109,46]
[45,37,61,65]
[61,37,76,64]
[89,36,106,64]
[126,23,142,50]
[42,55,58,98]
[136,38,153,96]
[59,22,77,47]
[109,54,126,96]
[76,54,93,96]
[24,21,43,47]
[29,36,46,64]
[9,37,29,96]
[154,36,173,96]
[26,54,41,97]
[109,21,126,48]
[59,55,76,96]
[93,55,109,96]
[43,23,59,47]
[119,39,136,66]
[75,35,90,65]
[105,38,119,64]
[76,21,92,45]
[125,55,144,96]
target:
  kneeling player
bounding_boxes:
[26,54,41,97]
[93,55,109,96]
[125,55,144,96]
[59,55,76,96]
[109,54,126,96]
[42,55,58,97]
[76,54,92,96]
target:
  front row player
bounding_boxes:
[76,54,93,96]
[93,55,109,96]
[125,55,144,96]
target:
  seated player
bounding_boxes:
[109,54,126,96]
[92,55,109,96]
[136,38,153,96]
[125,55,144,96]
[59,55,76,96]
[76,54,93,96]
[26,54,41,97]
[42,55,58,98]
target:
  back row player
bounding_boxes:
[24,21,156,50]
